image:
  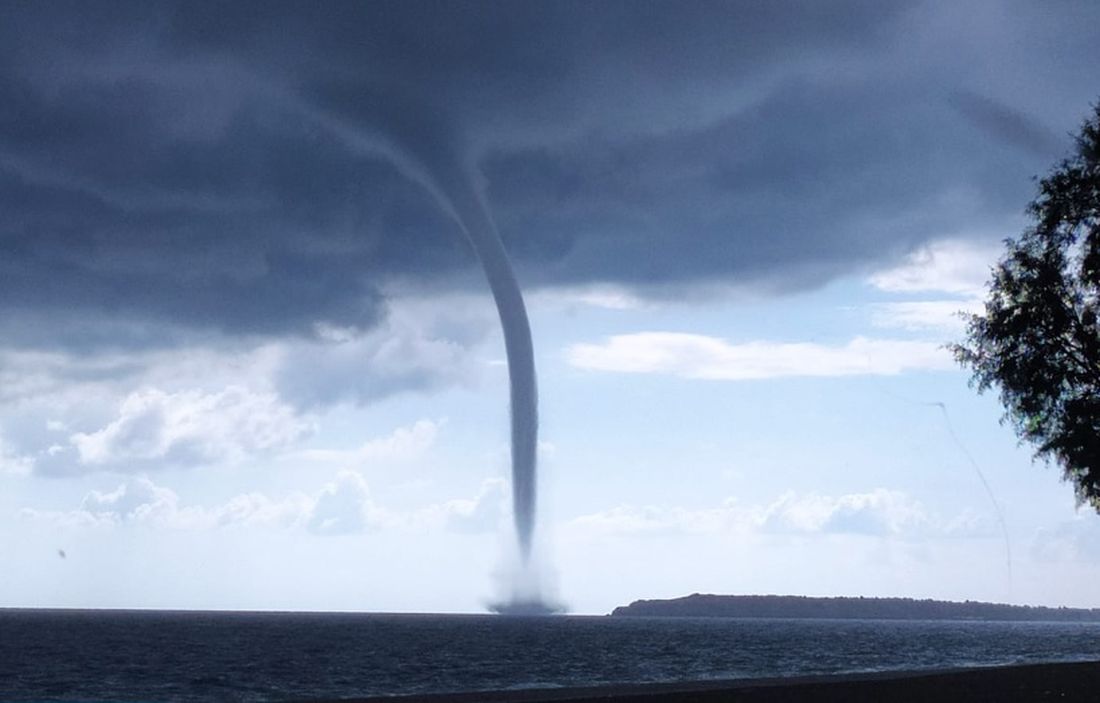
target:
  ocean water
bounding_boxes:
[3,610,1099,702]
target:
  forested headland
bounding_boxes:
[610,594,1100,622]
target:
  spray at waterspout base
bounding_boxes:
[487,599,566,616]
[487,549,566,616]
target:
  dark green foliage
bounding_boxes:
[952,103,1100,508]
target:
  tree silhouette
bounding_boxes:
[952,103,1100,509]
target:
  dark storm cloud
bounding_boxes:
[486,82,1041,291]
[0,0,1097,346]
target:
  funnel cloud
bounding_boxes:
[309,88,540,566]
[454,194,540,563]
[431,176,540,563]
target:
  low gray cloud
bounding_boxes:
[274,299,492,408]
[1,1,1096,351]
[949,91,1063,157]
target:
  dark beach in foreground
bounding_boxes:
[307,660,1100,702]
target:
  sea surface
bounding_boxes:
[3,609,1100,702]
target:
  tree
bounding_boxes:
[952,103,1100,509]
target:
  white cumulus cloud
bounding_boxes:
[1031,517,1100,564]
[55,386,312,474]
[761,489,930,536]
[306,471,382,535]
[207,492,315,530]
[441,478,507,534]
[869,300,984,333]
[21,476,313,530]
[568,489,986,539]
[22,472,506,537]
[868,239,998,298]
[569,502,747,536]
[78,476,181,525]
[298,419,442,466]
[568,333,952,380]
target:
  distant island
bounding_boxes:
[610,593,1100,622]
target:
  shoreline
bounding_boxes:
[304,660,1100,702]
